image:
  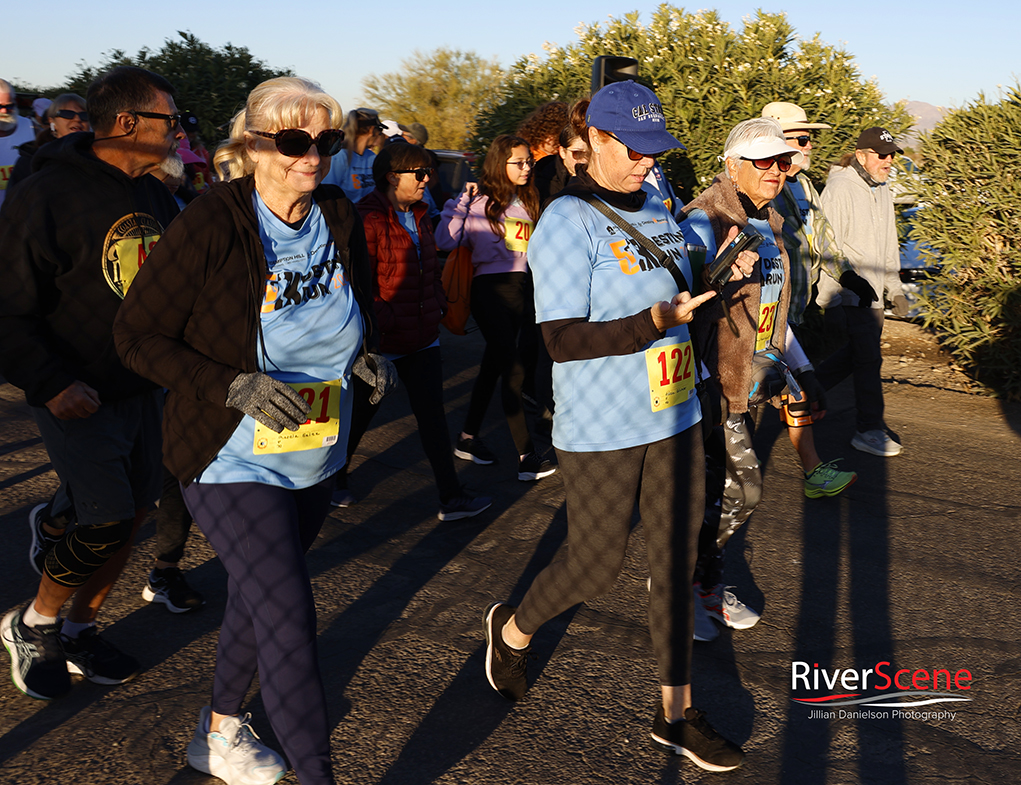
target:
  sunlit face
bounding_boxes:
[856,148,894,182]
[730,156,789,208]
[505,145,533,186]
[248,108,333,202]
[0,88,20,134]
[51,101,90,138]
[588,129,655,193]
[559,140,588,175]
[130,92,185,170]
[784,128,812,172]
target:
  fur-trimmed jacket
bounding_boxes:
[682,172,792,415]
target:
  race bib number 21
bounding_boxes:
[253,380,342,454]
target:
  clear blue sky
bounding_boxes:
[5,1,1016,120]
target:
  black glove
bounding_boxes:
[839,270,878,308]
[892,295,911,318]
[225,372,311,433]
[794,369,826,414]
[353,352,399,405]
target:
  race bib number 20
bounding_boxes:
[504,217,533,252]
[645,339,696,412]
[253,380,342,454]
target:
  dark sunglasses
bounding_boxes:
[744,155,793,172]
[608,132,659,161]
[0,102,17,111]
[252,128,345,158]
[785,134,811,147]
[873,150,897,160]
[55,109,89,122]
[392,167,433,182]
[132,110,182,130]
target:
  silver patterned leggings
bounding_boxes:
[694,412,762,589]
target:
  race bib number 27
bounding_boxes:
[253,380,342,454]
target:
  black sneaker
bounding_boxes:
[60,627,140,685]
[454,436,497,465]
[438,493,493,521]
[517,452,556,481]
[483,602,529,701]
[28,503,64,576]
[2,607,71,700]
[650,705,745,771]
[142,567,206,613]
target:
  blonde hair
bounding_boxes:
[213,77,344,181]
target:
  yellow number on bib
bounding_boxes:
[645,340,696,412]
[253,380,342,454]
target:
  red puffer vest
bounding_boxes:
[358,188,446,355]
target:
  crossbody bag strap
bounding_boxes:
[575,193,708,389]
[576,193,690,294]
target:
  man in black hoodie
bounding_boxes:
[0,66,183,701]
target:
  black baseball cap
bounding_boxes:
[856,127,902,154]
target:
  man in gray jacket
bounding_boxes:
[816,127,908,457]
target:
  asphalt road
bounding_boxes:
[1,325,1019,785]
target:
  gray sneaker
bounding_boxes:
[851,429,902,457]
[187,706,287,785]
[28,503,64,576]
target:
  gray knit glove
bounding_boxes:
[892,295,911,318]
[226,372,311,433]
[353,352,398,405]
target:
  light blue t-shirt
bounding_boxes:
[323,149,375,203]
[396,209,420,250]
[198,192,364,488]
[530,192,701,453]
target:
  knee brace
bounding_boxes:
[782,391,813,429]
[44,518,135,588]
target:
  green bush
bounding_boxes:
[913,86,1021,399]
[471,6,910,198]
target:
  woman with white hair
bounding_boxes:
[115,76,389,785]
[680,118,850,639]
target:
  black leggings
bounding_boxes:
[514,426,704,686]
[464,272,534,456]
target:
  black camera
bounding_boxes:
[705,228,762,287]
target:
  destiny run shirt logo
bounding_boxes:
[102,213,164,299]
[261,254,347,314]
[605,222,686,276]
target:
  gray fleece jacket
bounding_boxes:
[816,164,904,309]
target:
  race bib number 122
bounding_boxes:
[645,339,696,412]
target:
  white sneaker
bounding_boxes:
[692,587,719,642]
[187,706,286,785]
[698,583,760,630]
[645,580,719,642]
[851,429,902,457]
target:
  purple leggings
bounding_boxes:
[182,478,335,785]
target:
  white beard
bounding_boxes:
[0,113,18,134]
[159,153,186,180]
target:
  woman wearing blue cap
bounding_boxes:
[481,80,749,772]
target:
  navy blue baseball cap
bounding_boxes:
[586,80,685,155]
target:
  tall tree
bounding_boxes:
[472,7,911,199]
[362,48,506,150]
[60,32,292,144]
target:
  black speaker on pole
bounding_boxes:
[591,56,639,93]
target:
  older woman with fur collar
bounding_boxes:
[681,118,854,641]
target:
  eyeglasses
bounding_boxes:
[252,128,346,158]
[871,150,897,160]
[55,109,89,122]
[0,102,16,112]
[392,167,433,182]
[607,133,660,161]
[743,155,793,172]
[133,110,182,130]
[785,134,811,147]
[507,159,535,170]
[565,147,588,159]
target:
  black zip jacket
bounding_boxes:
[0,132,179,406]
